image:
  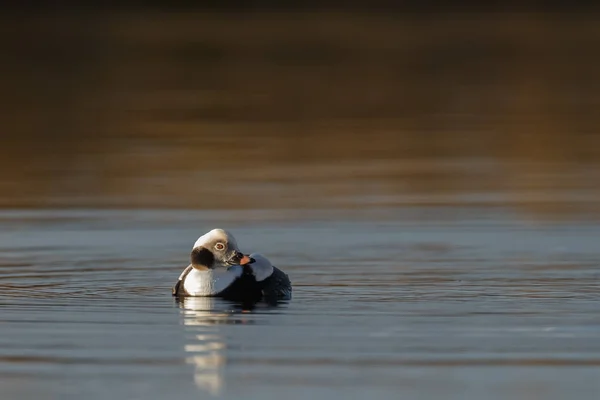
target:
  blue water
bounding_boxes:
[1,208,599,399]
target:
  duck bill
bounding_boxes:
[239,255,252,265]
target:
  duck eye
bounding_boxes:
[215,243,225,251]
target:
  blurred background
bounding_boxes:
[2,2,600,219]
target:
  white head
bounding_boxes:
[245,253,274,282]
[190,229,251,270]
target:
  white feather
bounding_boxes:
[183,265,243,296]
[193,229,239,250]
[247,253,274,282]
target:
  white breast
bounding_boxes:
[183,266,243,296]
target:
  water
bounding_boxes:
[1,208,599,399]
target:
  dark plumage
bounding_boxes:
[259,266,292,302]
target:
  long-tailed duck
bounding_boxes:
[172,229,292,303]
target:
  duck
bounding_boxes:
[172,229,292,303]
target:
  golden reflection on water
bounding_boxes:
[179,297,252,396]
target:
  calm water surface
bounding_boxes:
[1,208,599,400]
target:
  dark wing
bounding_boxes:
[172,265,193,297]
[218,272,263,303]
[260,266,292,302]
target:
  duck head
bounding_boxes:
[190,229,251,270]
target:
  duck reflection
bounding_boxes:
[176,297,257,396]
